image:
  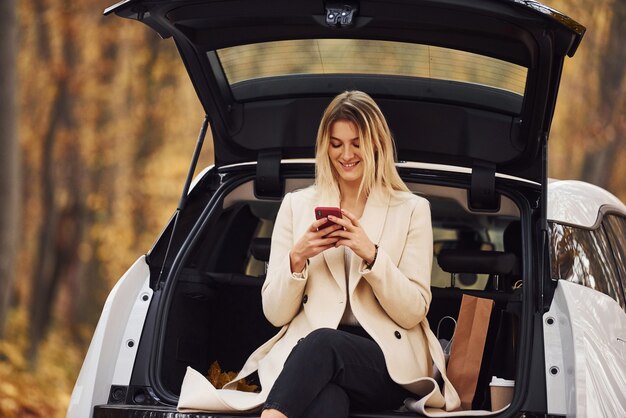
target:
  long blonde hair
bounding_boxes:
[315,91,409,202]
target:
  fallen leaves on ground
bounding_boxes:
[0,310,86,418]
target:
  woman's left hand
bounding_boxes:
[327,209,377,265]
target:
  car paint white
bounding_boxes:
[544,280,626,417]
[67,256,151,418]
[548,180,626,228]
[112,278,153,385]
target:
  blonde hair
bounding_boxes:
[315,91,409,201]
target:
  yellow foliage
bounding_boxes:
[0,310,86,418]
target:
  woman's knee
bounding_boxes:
[305,327,339,342]
[289,328,343,363]
[298,328,342,351]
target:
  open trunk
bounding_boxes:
[94,162,543,417]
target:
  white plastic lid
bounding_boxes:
[490,376,515,387]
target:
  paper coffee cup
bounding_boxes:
[490,376,514,411]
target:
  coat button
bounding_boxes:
[303,295,308,304]
[394,331,401,339]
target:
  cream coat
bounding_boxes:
[177,187,461,414]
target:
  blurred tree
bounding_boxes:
[547,0,626,200]
[0,0,20,339]
[580,0,626,188]
[28,1,83,367]
[18,0,203,365]
[131,32,169,240]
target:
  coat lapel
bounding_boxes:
[322,246,346,292]
[348,190,391,294]
[359,190,391,250]
[318,190,346,291]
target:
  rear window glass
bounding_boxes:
[549,222,626,309]
[216,39,527,95]
[603,214,626,301]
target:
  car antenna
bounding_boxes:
[157,115,210,285]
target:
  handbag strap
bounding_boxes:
[436,315,457,351]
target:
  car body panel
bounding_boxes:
[543,280,626,417]
[112,278,154,386]
[104,0,585,183]
[548,180,626,228]
[68,257,152,418]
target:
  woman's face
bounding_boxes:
[328,119,364,188]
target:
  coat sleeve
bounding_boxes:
[360,197,433,329]
[261,192,308,327]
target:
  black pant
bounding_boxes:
[263,327,413,418]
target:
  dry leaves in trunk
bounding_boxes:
[206,361,259,392]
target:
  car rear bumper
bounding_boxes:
[94,404,427,418]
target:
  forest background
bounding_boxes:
[0,0,624,416]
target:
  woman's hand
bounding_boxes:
[290,219,342,273]
[327,209,377,265]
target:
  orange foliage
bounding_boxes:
[0,311,86,418]
[7,0,209,414]
[206,361,259,392]
[545,0,626,198]
[16,0,208,320]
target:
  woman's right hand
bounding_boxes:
[290,219,342,273]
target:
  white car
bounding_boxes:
[543,180,626,416]
[68,0,626,417]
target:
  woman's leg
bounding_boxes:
[300,383,350,418]
[260,409,286,418]
[261,384,348,418]
[262,328,412,418]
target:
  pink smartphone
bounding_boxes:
[315,206,342,230]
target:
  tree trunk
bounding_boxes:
[65,39,120,341]
[28,79,65,367]
[580,138,620,187]
[131,33,165,240]
[0,0,20,339]
[581,0,626,188]
[28,6,79,366]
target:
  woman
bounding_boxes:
[177,91,460,416]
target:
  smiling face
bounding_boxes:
[328,119,364,190]
[315,91,408,202]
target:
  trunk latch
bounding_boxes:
[325,2,358,27]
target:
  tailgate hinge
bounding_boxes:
[255,149,283,199]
